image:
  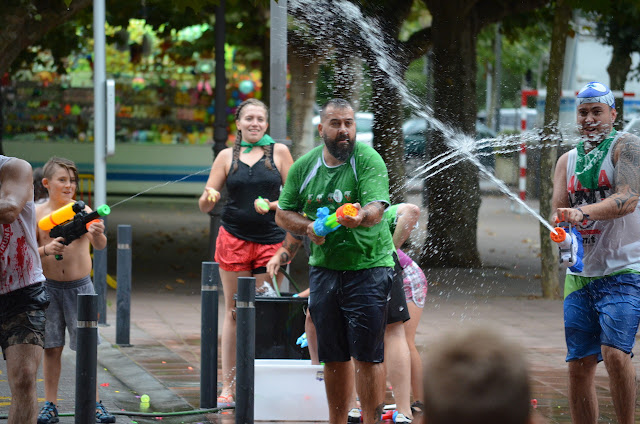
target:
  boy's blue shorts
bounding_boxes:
[309,266,393,363]
[564,273,640,362]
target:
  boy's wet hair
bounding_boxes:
[42,157,79,184]
[32,167,48,202]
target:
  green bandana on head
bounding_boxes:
[240,134,275,153]
[575,129,616,189]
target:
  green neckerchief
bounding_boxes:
[240,134,275,153]
[575,129,617,189]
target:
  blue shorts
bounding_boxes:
[308,266,393,363]
[564,273,640,361]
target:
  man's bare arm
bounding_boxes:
[340,201,387,228]
[577,134,640,221]
[276,208,312,236]
[0,158,33,224]
[609,134,640,216]
[281,233,303,262]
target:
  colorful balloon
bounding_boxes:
[239,80,254,94]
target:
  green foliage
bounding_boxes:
[476,15,552,109]
[588,0,640,80]
[399,0,430,41]
[11,19,89,74]
[8,0,272,78]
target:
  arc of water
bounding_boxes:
[108,166,213,209]
[290,0,562,234]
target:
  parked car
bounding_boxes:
[402,117,497,169]
[477,108,538,132]
[311,112,374,147]
[624,116,640,136]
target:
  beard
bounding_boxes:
[580,123,611,149]
[323,132,355,162]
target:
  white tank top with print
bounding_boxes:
[0,156,45,294]
[565,132,640,277]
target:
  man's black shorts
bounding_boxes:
[308,266,393,363]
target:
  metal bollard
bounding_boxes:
[75,294,98,424]
[236,277,255,424]
[94,219,108,325]
[200,262,219,408]
[116,224,131,346]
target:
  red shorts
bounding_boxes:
[215,226,283,273]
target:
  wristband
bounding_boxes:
[576,207,589,223]
[43,245,49,256]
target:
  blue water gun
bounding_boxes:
[550,221,584,273]
[296,332,308,348]
[313,203,357,237]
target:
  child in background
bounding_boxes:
[35,156,115,424]
[33,166,48,203]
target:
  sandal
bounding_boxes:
[95,401,116,423]
[410,400,424,414]
[217,394,236,408]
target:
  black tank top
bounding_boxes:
[221,152,286,244]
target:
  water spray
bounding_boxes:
[290,0,581,234]
[108,166,213,209]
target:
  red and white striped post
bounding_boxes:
[518,90,537,213]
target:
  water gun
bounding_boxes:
[38,200,111,260]
[313,203,358,237]
[256,196,270,213]
[296,332,308,349]
[550,220,584,273]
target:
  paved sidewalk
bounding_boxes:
[2,191,639,423]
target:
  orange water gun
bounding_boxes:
[38,201,111,260]
[313,203,358,236]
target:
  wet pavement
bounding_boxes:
[2,185,640,423]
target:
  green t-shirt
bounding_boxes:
[383,204,399,235]
[278,142,395,270]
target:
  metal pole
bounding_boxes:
[270,0,289,292]
[493,23,502,134]
[93,0,109,325]
[93,0,107,209]
[95,217,107,325]
[213,0,227,157]
[209,0,227,260]
[236,277,255,424]
[200,262,219,408]
[270,0,288,146]
[75,294,98,424]
[116,224,131,346]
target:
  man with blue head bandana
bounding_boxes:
[551,81,640,424]
[577,81,616,109]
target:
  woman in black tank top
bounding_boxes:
[198,99,293,407]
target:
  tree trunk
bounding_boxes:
[288,40,322,159]
[370,65,407,204]
[421,2,481,267]
[539,0,571,300]
[607,46,632,129]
